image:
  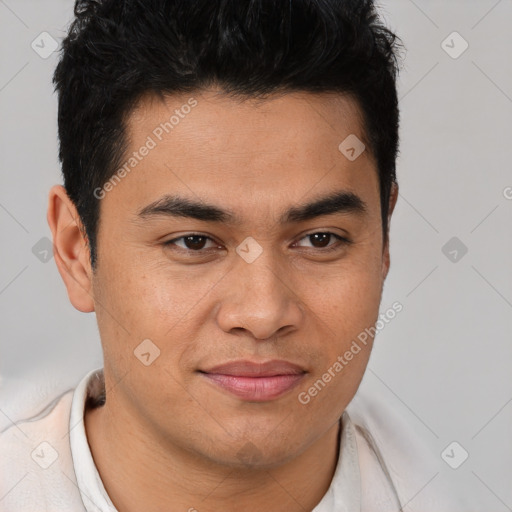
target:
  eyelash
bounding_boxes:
[163,231,352,255]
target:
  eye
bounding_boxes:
[163,231,351,256]
[294,232,351,251]
[164,234,220,251]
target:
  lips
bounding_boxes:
[203,359,306,377]
[199,360,307,401]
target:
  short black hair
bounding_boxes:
[53,0,403,269]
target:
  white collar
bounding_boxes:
[70,367,361,512]
[70,368,117,512]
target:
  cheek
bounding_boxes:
[96,255,205,334]
[306,256,383,334]
[297,254,382,402]
[94,259,227,384]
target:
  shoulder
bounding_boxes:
[346,387,473,512]
[0,387,85,511]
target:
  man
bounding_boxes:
[1,0,463,510]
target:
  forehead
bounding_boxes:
[105,88,379,222]
[128,88,369,152]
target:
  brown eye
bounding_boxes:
[182,235,208,250]
[295,232,349,250]
[164,234,217,251]
[308,233,331,248]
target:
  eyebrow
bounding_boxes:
[136,190,367,225]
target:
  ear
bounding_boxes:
[47,185,95,312]
[382,181,399,281]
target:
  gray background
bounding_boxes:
[0,0,511,509]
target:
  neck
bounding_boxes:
[85,392,341,512]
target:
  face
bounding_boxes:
[60,88,395,468]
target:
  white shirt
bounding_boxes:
[1,367,463,511]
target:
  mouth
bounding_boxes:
[198,359,307,402]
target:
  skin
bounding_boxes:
[47,87,398,512]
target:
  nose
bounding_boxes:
[215,250,305,341]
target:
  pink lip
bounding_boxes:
[199,360,307,401]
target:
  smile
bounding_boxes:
[199,359,307,401]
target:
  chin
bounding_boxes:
[200,429,307,470]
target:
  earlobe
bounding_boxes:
[47,185,95,313]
